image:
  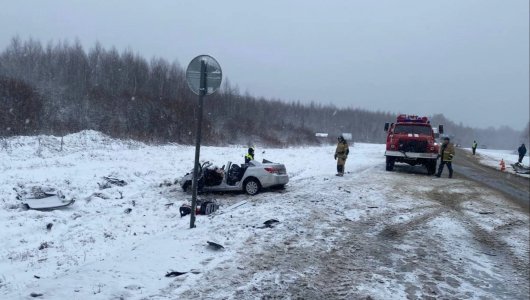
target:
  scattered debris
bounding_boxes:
[33,275,40,279]
[259,219,280,229]
[512,163,530,174]
[14,186,74,210]
[30,292,43,298]
[165,269,200,278]
[179,204,192,217]
[367,206,379,209]
[38,242,49,250]
[18,186,58,199]
[46,223,53,231]
[98,176,127,190]
[208,200,248,218]
[478,211,494,215]
[179,200,219,217]
[337,186,351,193]
[159,179,178,187]
[207,241,224,250]
[25,197,74,210]
[124,208,132,214]
[165,271,187,277]
[104,232,115,239]
[90,192,110,200]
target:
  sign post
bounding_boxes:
[185,55,222,228]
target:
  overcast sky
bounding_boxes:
[1,0,528,129]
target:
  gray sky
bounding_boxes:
[1,0,528,129]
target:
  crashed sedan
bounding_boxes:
[180,160,289,195]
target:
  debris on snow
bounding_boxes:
[159,179,178,187]
[29,292,44,298]
[38,242,50,250]
[165,271,187,277]
[98,176,127,190]
[259,219,280,229]
[86,192,110,201]
[14,186,74,210]
[207,241,224,250]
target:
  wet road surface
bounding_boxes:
[453,149,529,212]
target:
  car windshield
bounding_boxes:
[393,125,432,135]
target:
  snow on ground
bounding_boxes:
[465,148,530,178]
[1,131,528,299]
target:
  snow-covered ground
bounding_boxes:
[1,131,528,299]
[465,148,530,178]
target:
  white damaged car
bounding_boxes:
[180,160,289,195]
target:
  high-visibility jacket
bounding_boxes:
[245,153,254,164]
[472,142,477,149]
[440,143,455,162]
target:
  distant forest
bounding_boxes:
[0,37,527,149]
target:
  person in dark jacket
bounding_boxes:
[436,137,455,178]
[334,136,349,176]
[518,144,527,164]
[244,147,255,164]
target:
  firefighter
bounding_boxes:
[245,147,255,164]
[334,135,349,176]
[472,140,478,155]
[518,144,527,164]
[436,137,455,178]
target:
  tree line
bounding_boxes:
[0,37,526,149]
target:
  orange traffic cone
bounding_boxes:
[500,159,506,172]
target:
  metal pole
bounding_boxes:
[190,60,207,228]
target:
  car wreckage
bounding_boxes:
[180,160,289,195]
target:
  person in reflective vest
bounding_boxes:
[245,147,255,164]
[334,136,349,176]
[436,137,455,178]
[472,140,478,155]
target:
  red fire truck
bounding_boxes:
[384,115,443,175]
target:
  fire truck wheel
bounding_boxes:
[386,157,395,171]
[426,160,437,175]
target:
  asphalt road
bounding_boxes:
[453,148,530,212]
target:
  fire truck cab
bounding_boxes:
[384,115,444,175]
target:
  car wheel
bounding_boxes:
[244,178,260,195]
[182,181,191,192]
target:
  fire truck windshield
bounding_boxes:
[393,125,432,135]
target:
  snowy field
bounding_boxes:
[465,148,530,178]
[1,131,528,299]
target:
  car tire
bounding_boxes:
[244,178,261,196]
[182,181,191,192]
[385,157,395,171]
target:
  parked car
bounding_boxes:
[180,160,289,195]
